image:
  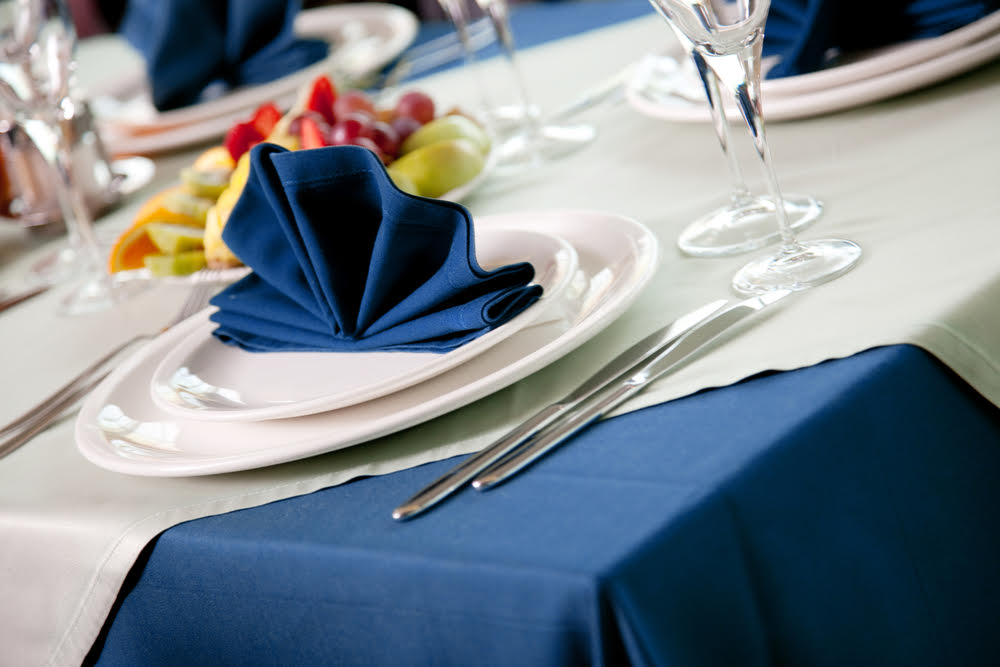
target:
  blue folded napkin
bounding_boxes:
[764,0,1000,78]
[120,0,329,111]
[208,144,543,354]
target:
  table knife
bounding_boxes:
[471,289,791,491]
[392,298,729,521]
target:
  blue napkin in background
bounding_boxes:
[209,145,542,354]
[764,0,1000,78]
[120,0,329,111]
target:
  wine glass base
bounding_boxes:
[678,194,823,257]
[57,274,146,317]
[496,123,597,170]
[731,239,862,296]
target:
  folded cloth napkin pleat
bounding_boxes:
[120,0,328,111]
[764,0,1000,78]
[209,144,543,354]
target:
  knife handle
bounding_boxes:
[392,403,565,520]
[472,381,640,490]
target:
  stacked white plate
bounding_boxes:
[85,3,420,155]
[76,210,659,476]
[627,9,1000,122]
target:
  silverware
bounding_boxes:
[392,298,730,521]
[0,283,49,313]
[545,63,636,123]
[0,276,222,459]
[471,290,791,490]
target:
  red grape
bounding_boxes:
[395,91,435,125]
[287,110,327,138]
[352,137,388,164]
[329,112,374,145]
[332,90,376,121]
[389,115,422,144]
[371,121,400,159]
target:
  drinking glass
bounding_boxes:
[436,0,596,169]
[0,0,127,314]
[647,0,860,293]
[669,34,823,257]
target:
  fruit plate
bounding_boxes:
[89,3,419,135]
[148,226,579,421]
[76,209,659,476]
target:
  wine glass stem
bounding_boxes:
[478,0,543,150]
[50,116,104,279]
[436,0,499,129]
[693,51,751,203]
[734,45,796,250]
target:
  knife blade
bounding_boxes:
[0,284,49,314]
[471,289,791,491]
[391,298,730,521]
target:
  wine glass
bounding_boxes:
[647,0,860,293]
[664,29,823,257]
[436,0,596,169]
[0,0,127,314]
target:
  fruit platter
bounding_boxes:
[108,75,493,278]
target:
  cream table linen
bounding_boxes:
[2,15,1000,666]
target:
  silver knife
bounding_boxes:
[471,290,791,491]
[391,298,729,521]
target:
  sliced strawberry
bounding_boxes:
[299,116,329,150]
[224,121,264,161]
[251,102,283,137]
[304,75,337,126]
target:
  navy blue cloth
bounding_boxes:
[120,0,328,110]
[90,345,1000,665]
[765,0,1000,78]
[209,144,541,353]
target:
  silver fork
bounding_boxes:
[0,272,225,459]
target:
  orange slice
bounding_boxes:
[108,185,208,273]
[108,223,161,273]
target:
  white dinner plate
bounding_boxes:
[150,226,579,421]
[75,209,659,476]
[627,10,1000,122]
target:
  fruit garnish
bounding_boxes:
[299,116,330,149]
[192,145,236,172]
[389,115,422,145]
[333,90,376,121]
[304,75,337,125]
[108,223,162,273]
[204,207,243,269]
[143,250,208,277]
[180,167,233,199]
[132,184,212,227]
[329,112,374,146]
[251,102,283,137]
[390,138,485,198]
[400,115,491,156]
[395,91,435,125]
[224,120,264,162]
[145,222,206,254]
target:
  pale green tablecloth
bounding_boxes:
[1,16,999,666]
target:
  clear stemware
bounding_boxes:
[436,0,596,169]
[647,0,861,293]
[667,31,823,257]
[0,0,128,314]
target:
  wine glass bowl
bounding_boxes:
[436,0,596,169]
[647,0,861,293]
[0,0,130,314]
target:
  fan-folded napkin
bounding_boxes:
[764,0,1000,78]
[209,144,542,353]
[120,0,328,110]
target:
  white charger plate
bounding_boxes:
[150,226,579,421]
[628,10,1000,122]
[75,209,659,476]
